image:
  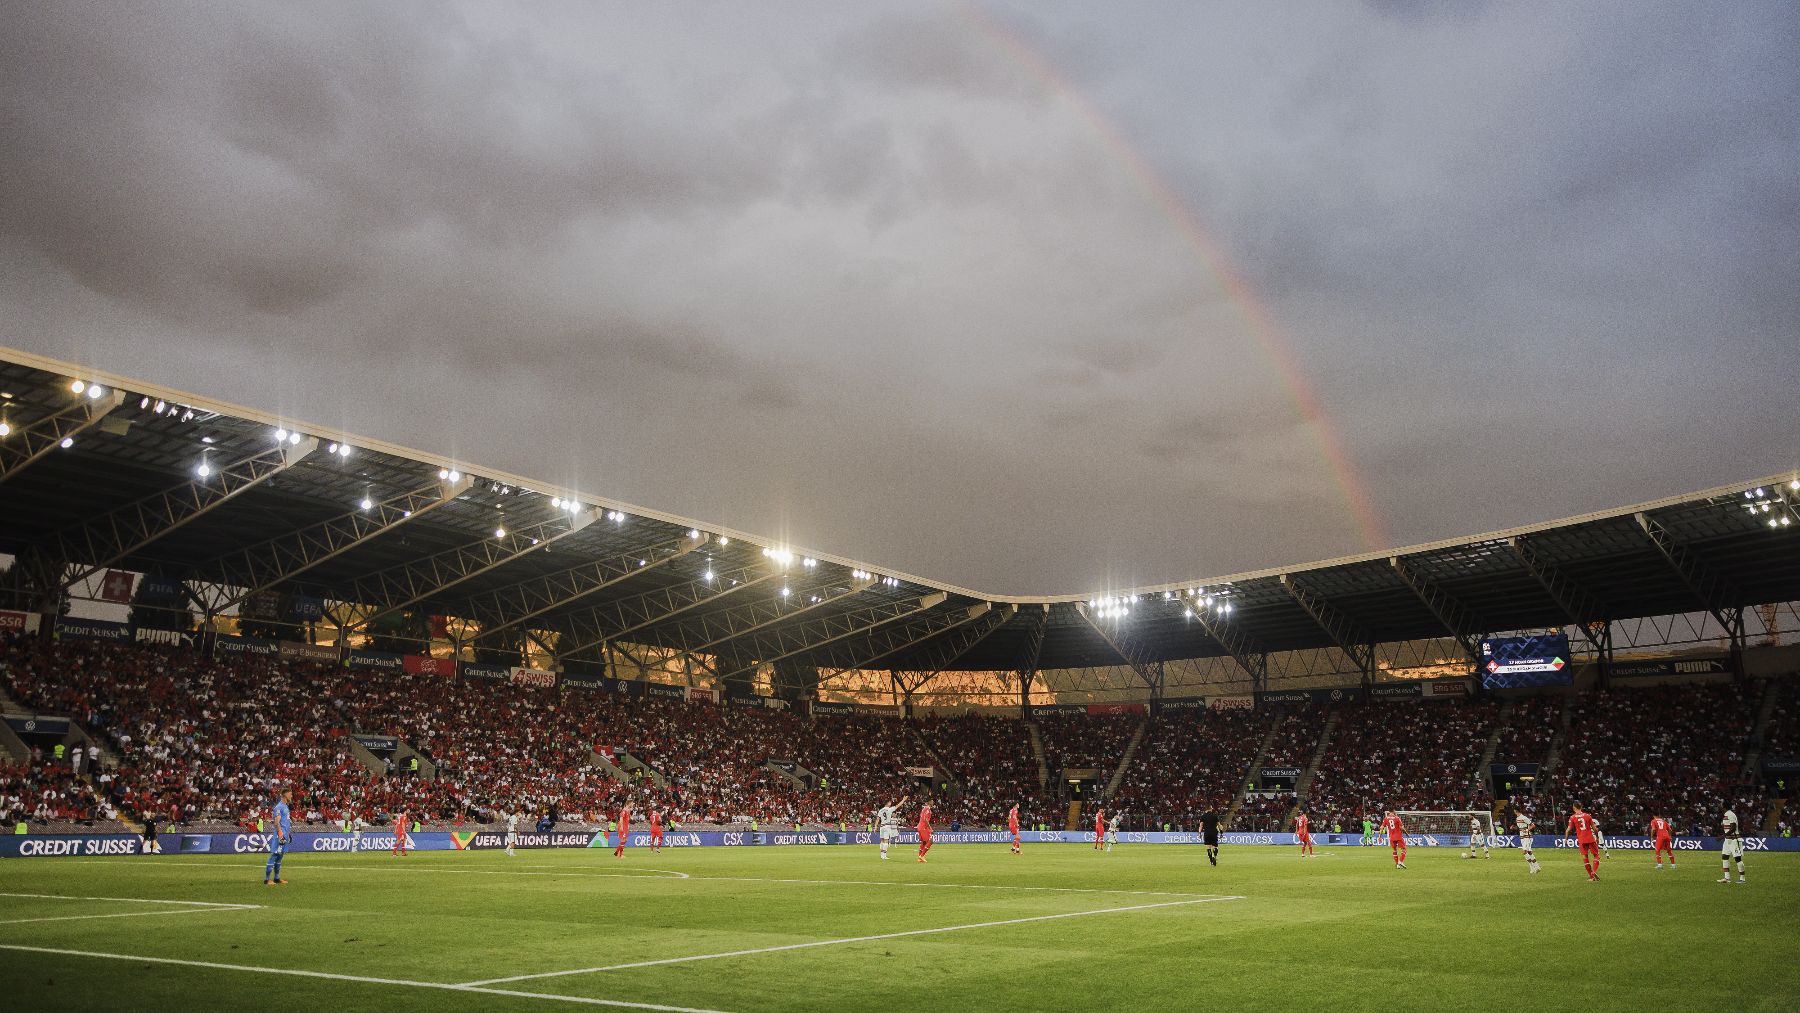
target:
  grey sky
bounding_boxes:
[3,1,1795,595]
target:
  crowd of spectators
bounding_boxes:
[2,632,1790,838]
[911,713,1047,827]
[1551,683,1760,835]
[1306,697,1500,832]
[1111,708,1265,829]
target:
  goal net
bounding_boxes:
[1394,810,1496,842]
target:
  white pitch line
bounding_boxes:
[52,861,1212,897]
[462,895,1245,987]
[0,944,734,1013]
[0,908,259,926]
[0,891,258,908]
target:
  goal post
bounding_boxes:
[1394,810,1496,841]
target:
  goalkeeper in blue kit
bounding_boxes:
[264,788,292,885]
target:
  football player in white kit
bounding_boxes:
[1104,811,1123,852]
[1464,816,1490,859]
[876,795,909,861]
[505,810,520,857]
[1718,808,1745,884]
[1514,809,1541,874]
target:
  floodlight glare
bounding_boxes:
[359,497,372,510]
[275,428,288,442]
[87,385,104,399]
[70,380,85,394]
[196,461,212,477]
[448,470,461,482]
[0,422,9,437]
[288,432,302,445]
[494,527,507,539]
[153,400,165,413]
[59,437,73,448]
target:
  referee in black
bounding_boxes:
[1200,805,1220,866]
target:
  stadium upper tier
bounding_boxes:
[1,348,1797,676]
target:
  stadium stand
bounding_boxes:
[1110,707,1266,829]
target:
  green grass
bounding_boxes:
[2,843,1796,1011]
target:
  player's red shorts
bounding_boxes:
[1297,832,1311,843]
[1578,841,1599,858]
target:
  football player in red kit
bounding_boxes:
[392,809,408,857]
[916,802,934,862]
[1567,804,1601,881]
[1382,811,1406,868]
[649,808,664,852]
[1648,814,1675,868]
[1008,804,1021,855]
[1294,811,1314,857]
[1093,807,1106,851]
[614,802,634,858]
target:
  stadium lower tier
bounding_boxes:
[2,636,1790,841]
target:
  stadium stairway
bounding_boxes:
[1028,722,1048,790]
[1293,710,1340,802]
[345,736,388,777]
[1541,695,1576,775]
[616,750,669,787]
[589,750,632,784]
[1476,699,1513,778]
[1765,798,1786,834]
[1102,718,1149,800]
[907,721,963,792]
[1740,678,1783,781]
[1065,801,1082,832]
[1229,717,1283,827]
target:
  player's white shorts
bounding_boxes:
[1517,834,1532,849]
[1107,831,1118,844]
[1721,838,1743,859]
[879,825,897,841]
[505,832,517,845]
[1470,835,1486,849]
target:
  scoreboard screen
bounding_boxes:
[1479,633,1574,689]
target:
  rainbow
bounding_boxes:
[955,2,1390,550]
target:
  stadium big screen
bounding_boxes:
[1479,633,1574,689]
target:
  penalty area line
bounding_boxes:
[0,944,734,1013]
[0,892,262,925]
[462,894,1245,987]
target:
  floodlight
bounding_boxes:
[70,380,85,394]
[87,385,104,399]
[359,496,372,511]
[0,422,9,437]
[494,527,507,539]
[196,461,212,477]
[59,437,73,448]
[275,428,288,441]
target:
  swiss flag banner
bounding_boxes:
[99,570,136,604]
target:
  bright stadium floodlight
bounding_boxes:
[359,494,372,511]
[70,380,85,394]
[717,537,729,546]
[337,444,351,458]
[195,459,211,478]
[153,400,165,413]
[327,442,339,454]
[449,470,461,482]
[780,586,790,597]
[688,529,700,539]
[87,385,104,399]
[288,432,302,445]
[704,568,714,581]
[275,428,288,442]
[0,421,9,437]
[439,469,450,480]
[59,437,73,449]
[494,526,507,539]
[139,397,149,409]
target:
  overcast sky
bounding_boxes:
[3,1,1795,595]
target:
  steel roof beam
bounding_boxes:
[1280,574,1376,682]
[714,591,949,683]
[817,601,1010,689]
[193,474,473,615]
[1074,603,1164,695]
[1389,556,1485,669]
[461,532,706,646]
[343,507,598,631]
[1507,535,1611,653]
[0,389,125,486]
[640,574,877,657]
[552,561,780,663]
[880,603,1016,696]
[58,436,317,592]
[1633,511,1746,647]
[1187,601,1270,692]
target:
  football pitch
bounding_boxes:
[2,843,1796,1011]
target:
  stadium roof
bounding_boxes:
[2,347,1796,684]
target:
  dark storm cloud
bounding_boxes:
[2,0,1796,593]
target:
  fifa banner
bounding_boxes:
[215,635,279,657]
[11,829,1800,858]
[53,617,131,642]
[279,640,339,663]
